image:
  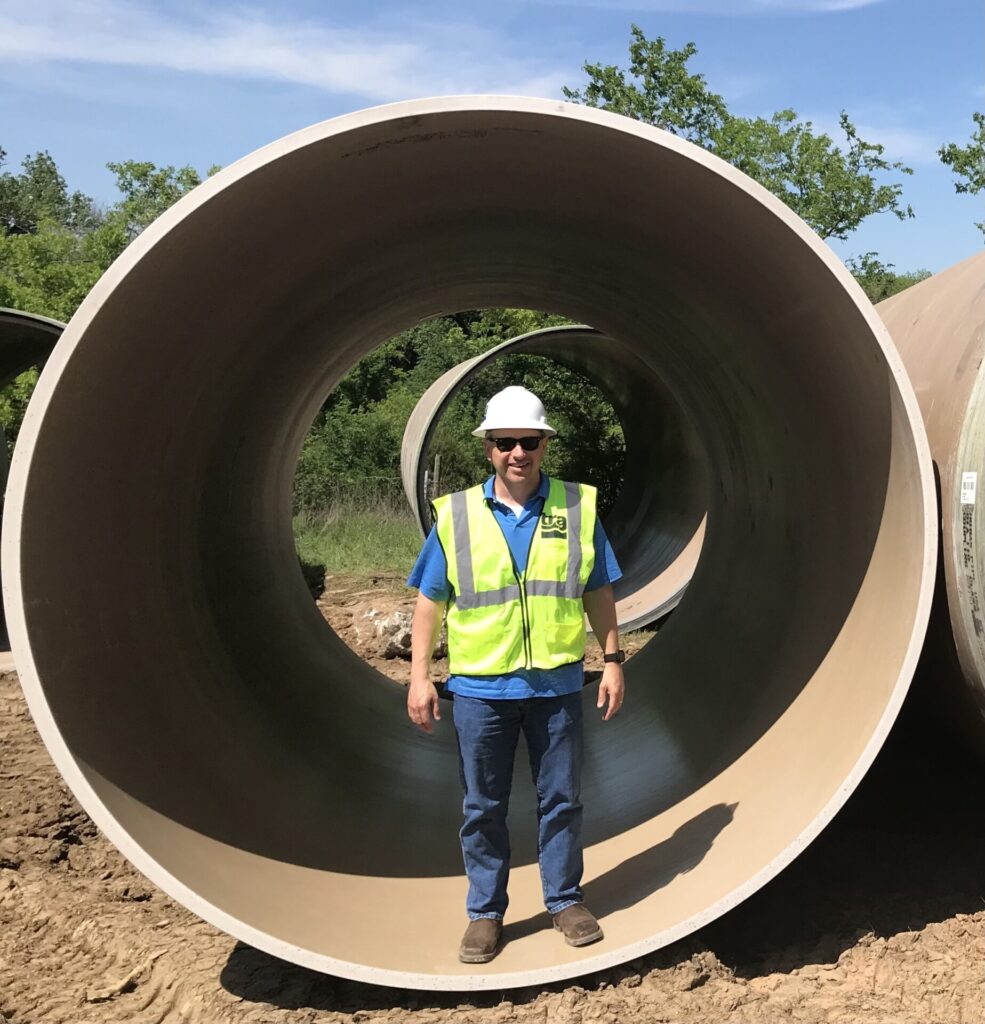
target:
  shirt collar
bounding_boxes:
[484,471,550,506]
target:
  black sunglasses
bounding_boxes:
[490,436,543,453]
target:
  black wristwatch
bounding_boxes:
[603,650,626,664]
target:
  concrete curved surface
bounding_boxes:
[0,308,64,389]
[878,253,985,742]
[0,309,64,643]
[401,324,708,628]
[2,97,936,990]
[0,307,64,490]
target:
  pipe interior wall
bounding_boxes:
[401,325,708,628]
[3,99,935,989]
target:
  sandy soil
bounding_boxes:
[2,573,984,1023]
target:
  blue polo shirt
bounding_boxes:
[407,473,623,699]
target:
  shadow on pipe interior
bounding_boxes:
[216,623,985,1007]
[5,100,933,987]
[401,324,709,629]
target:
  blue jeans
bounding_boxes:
[452,692,584,920]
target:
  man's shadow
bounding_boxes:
[503,801,737,943]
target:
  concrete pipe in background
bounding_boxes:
[0,308,63,387]
[0,309,63,649]
[401,324,708,628]
[878,253,985,744]
[3,98,936,989]
[0,309,64,490]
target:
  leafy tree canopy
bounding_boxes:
[0,149,215,445]
[0,151,215,322]
[0,148,103,237]
[939,112,985,238]
[563,31,727,147]
[105,160,220,244]
[845,252,931,304]
[564,25,914,241]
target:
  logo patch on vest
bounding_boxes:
[540,513,568,539]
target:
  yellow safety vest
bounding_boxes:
[433,478,597,675]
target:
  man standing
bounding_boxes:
[407,385,626,964]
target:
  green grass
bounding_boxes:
[293,503,425,574]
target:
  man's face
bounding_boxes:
[484,429,547,486]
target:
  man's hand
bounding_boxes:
[407,675,442,734]
[597,663,625,721]
[583,584,626,721]
[408,590,447,734]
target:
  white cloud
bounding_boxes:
[803,111,939,165]
[753,0,884,9]
[0,0,569,101]
[853,124,940,164]
[714,72,772,102]
[530,0,884,12]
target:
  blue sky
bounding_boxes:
[0,0,981,272]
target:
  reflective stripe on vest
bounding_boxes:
[433,478,597,675]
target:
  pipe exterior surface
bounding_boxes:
[878,253,985,738]
[2,98,936,990]
[401,325,708,628]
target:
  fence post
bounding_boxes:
[431,453,441,500]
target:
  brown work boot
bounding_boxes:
[459,918,503,963]
[552,904,603,947]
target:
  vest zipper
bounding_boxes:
[488,498,535,670]
[516,499,544,671]
[512,563,533,669]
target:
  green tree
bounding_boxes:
[0,225,110,320]
[104,160,220,244]
[939,112,985,238]
[564,25,914,241]
[0,150,217,448]
[0,149,102,236]
[845,252,931,304]
[562,28,727,147]
[713,110,913,241]
[0,366,40,449]
[293,308,627,516]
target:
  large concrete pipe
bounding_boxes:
[878,253,985,741]
[3,98,935,990]
[401,324,707,628]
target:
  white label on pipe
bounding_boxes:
[961,471,978,505]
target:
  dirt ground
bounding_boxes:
[2,573,984,1023]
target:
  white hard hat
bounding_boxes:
[472,386,557,437]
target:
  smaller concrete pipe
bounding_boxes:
[0,308,63,388]
[401,325,708,627]
[878,253,985,739]
[0,308,63,504]
[0,309,63,638]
